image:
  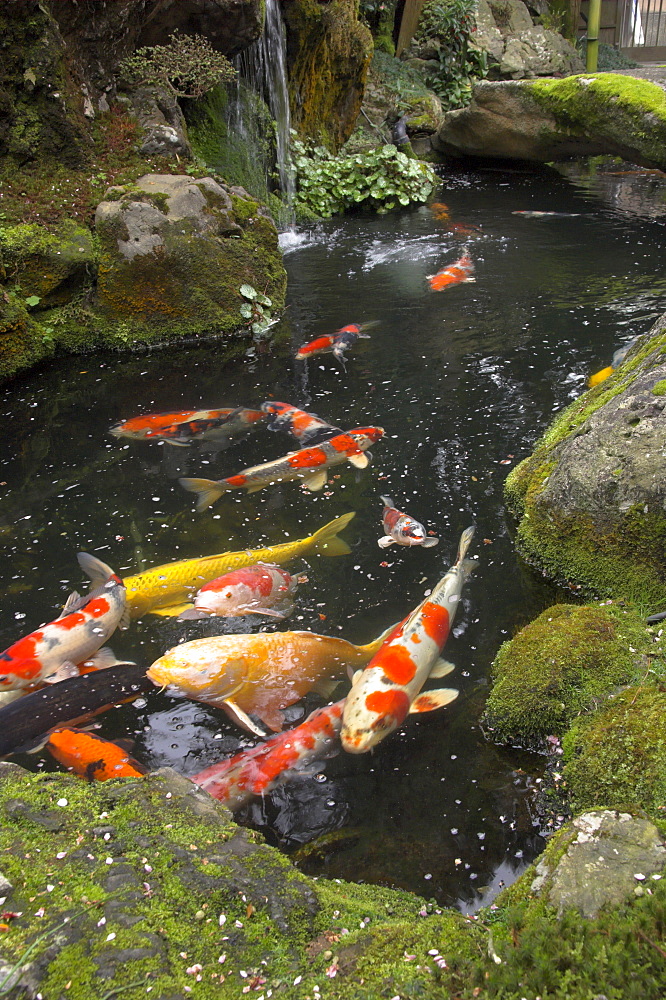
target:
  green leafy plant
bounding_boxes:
[24,294,40,308]
[119,31,236,99]
[414,0,487,110]
[239,284,276,339]
[291,138,437,218]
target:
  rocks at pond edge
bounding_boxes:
[431,74,666,170]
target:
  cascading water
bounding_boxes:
[233,0,295,217]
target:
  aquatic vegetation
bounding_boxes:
[483,603,658,747]
[292,138,437,217]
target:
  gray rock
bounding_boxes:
[547,811,666,917]
[488,0,534,36]
[127,86,192,160]
[499,26,583,78]
[472,0,505,63]
[431,77,666,169]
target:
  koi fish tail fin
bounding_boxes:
[380,495,394,508]
[179,477,227,511]
[455,525,476,566]
[358,620,402,658]
[77,552,117,589]
[309,511,356,557]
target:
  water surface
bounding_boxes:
[2,162,665,912]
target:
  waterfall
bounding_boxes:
[235,0,295,213]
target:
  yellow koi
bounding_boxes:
[78,512,356,620]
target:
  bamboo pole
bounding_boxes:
[586,0,602,69]
[396,0,428,57]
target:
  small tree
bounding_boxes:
[120,31,236,99]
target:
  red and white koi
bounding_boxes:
[191,699,345,810]
[177,563,303,621]
[0,555,128,692]
[295,323,373,363]
[179,426,384,510]
[427,252,475,292]
[109,407,266,447]
[261,401,342,446]
[378,496,439,549]
[341,526,476,753]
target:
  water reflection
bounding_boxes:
[2,166,665,911]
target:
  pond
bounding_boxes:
[2,161,665,914]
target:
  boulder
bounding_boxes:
[431,74,666,170]
[531,811,666,918]
[469,0,583,79]
[0,220,95,308]
[504,311,666,605]
[94,173,286,339]
[282,0,374,151]
[125,86,192,159]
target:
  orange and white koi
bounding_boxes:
[0,556,128,692]
[179,427,384,510]
[295,324,372,363]
[177,563,303,621]
[261,401,342,446]
[109,407,265,447]
[45,728,147,781]
[427,252,475,292]
[146,626,394,735]
[430,202,450,222]
[378,496,439,549]
[512,211,581,218]
[191,699,345,810]
[341,526,476,753]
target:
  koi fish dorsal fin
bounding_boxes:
[60,590,84,616]
[409,688,459,713]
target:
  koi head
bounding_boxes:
[348,426,384,449]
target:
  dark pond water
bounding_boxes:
[2,162,665,914]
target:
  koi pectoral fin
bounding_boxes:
[44,661,81,684]
[429,658,456,679]
[409,688,459,713]
[347,453,369,469]
[377,536,395,548]
[302,471,328,491]
[421,537,439,548]
[220,699,269,737]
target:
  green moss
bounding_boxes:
[0,220,96,307]
[652,379,666,396]
[527,74,666,166]
[504,319,666,604]
[483,603,655,745]
[562,687,666,814]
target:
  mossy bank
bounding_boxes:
[504,310,666,606]
[2,764,666,1000]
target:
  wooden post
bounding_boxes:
[396,0,428,57]
[586,0,602,69]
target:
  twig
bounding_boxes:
[636,927,666,960]
[361,108,390,143]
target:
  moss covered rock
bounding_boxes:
[504,310,666,605]
[283,0,374,151]
[483,603,655,746]
[562,687,666,814]
[94,172,286,344]
[431,73,666,168]
[0,220,95,308]
[0,291,52,381]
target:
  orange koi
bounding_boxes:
[427,253,475,292]
[109,407,265,447]
[295,323,373,363]
[430,202,450,222]
[261,401,342,446]
[179,427,384,510]
[45,728,146,781]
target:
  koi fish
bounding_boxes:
[177,563,303,621]
[0,558,128,692]
[78,513,356,620]
[45,728,147,781]
[378,496,439,549]
[146,625,394,735]
[0,662,153,758]
[512,211,582,218]
[448,223,482,238]
[430,202,450,222]
[109,407,265,447]
[341,525,476,753]
[261,401,342,446]
[179,427,383,509]
[295,323,373,363]
[192,699,345,810]
[587,337,640,388]
[427,253,475,291]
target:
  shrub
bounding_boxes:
[414,0,487,110]
[119,31,236,100]
[291,138,437,218]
